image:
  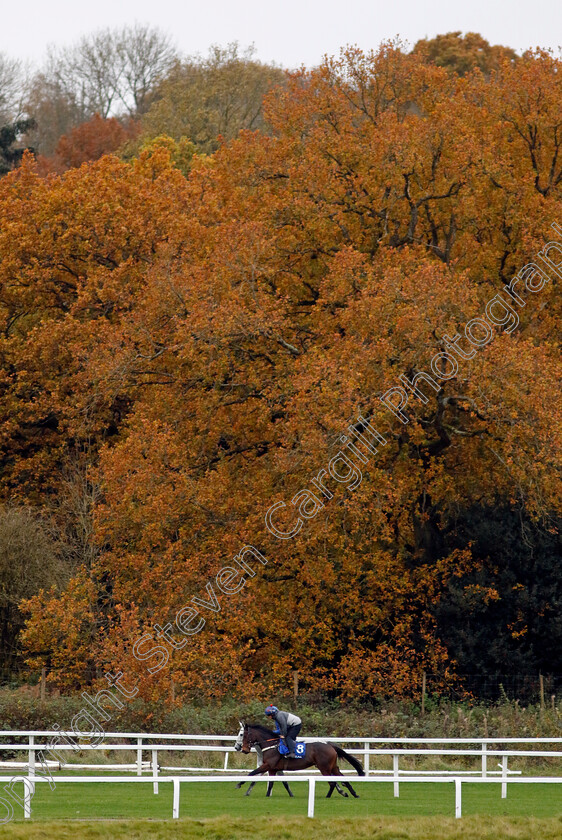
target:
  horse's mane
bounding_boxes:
[246,722,278,738]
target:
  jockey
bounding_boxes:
[265,704,302,759]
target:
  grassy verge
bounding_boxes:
[2,816,562,840]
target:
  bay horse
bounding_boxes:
[236,722,364,798]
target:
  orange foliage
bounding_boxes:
[2,44,561,703]
[41,113,140,173]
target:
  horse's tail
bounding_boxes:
[331,744,365,776]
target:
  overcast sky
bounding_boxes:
[2,0,561,69]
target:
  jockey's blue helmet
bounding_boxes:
[265,705,278,716]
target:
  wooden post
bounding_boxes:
[551,694,556,713]
[293,671,299,702]
[421,672,426,714]
[539,673,545,711]
[40,667,46,702]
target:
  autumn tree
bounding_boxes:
[24,25,177,157]
[0,147,193,503]
[139,43,286,153]
[44,113,141,172]
[0,505,68,678]
[412,31,518,76]
[9,44,562,703]
[24,70,87,156]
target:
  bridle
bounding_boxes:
[243,724,280,754]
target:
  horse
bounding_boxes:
[234,722,293,797]
[236,722,364,798]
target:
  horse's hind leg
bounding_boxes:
[343,780,359,798]
[244,781,256,796]
[331,766,349,797]
[327,780,346,797]
[323,771,346,798]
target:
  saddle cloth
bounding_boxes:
[278,741,306,758]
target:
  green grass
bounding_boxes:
[4,779,561,822]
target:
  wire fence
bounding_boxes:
[424,673,562,705]
[4,670,562,707]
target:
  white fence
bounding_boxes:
[2,773,562,820]
[2,731,562,776]
[1,731,561,820]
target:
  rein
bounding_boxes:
[245,727,280,753]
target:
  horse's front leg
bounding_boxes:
[235,763,269,790]
[281,773,294,798]
[266,767,294,797]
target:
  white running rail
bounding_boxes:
[1,732,561,797]
[1,773,561,821]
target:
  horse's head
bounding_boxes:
[234,721,245,752]
[237,722,255,754]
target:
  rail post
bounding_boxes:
[454,778,462,818]
[172,777,180,818]
[307,777,316,818]
[364,741,370,775]
[23,778,32,819]
[137,737,143,776]
[501,754,508,799]
[393,754,400,797]
[481,742,487,778]
[152,749,158,794]
[28,735,35,795]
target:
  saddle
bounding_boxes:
[278,741,306,758]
